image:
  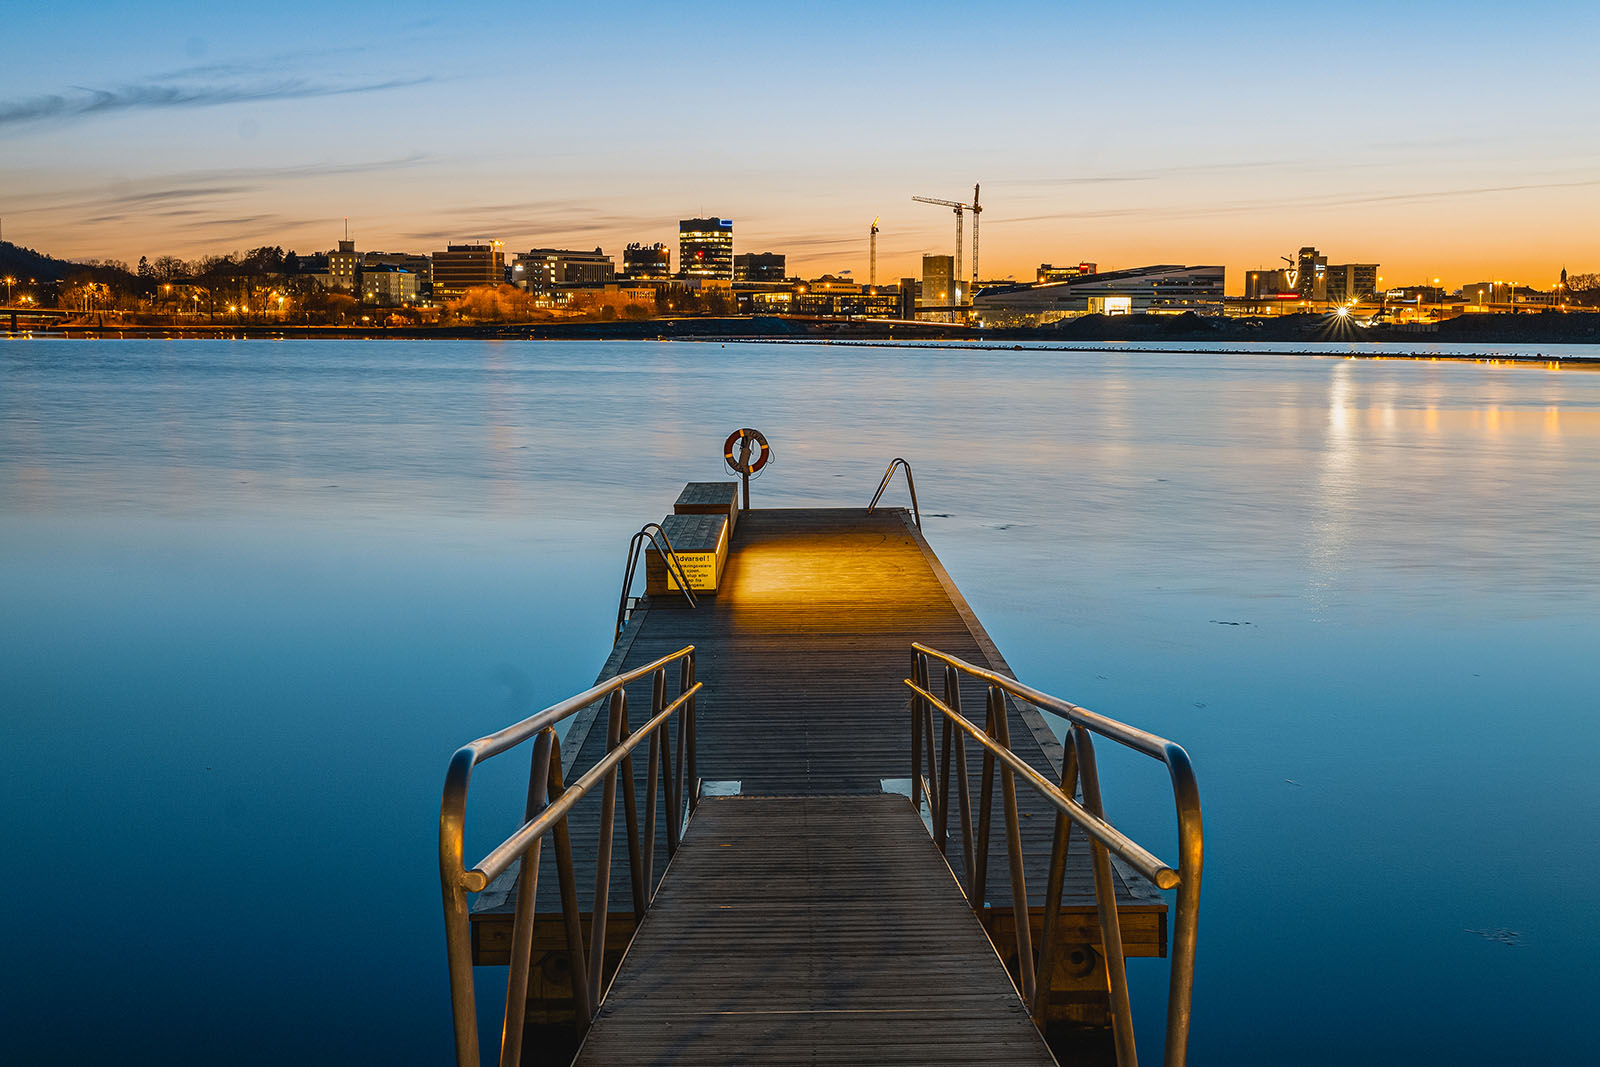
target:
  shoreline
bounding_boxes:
[5,313,1599,365]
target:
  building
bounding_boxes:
[1037,262,1097,284]
[1243,268,1299,301]
[327,239,360,292]
[1325,263,1380,305]
[791,276,899,318]
[361,265,419,306]
[920,255,958,307]
[1295,247,1328,300]
[512,248,615,293]
[972,265,1226,324]
[734,252,787,283]
[622,242,671,279]
[363,251,432,295]
[679,218,734,279]
[432,243,504,298]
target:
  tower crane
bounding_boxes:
[870,217,879,290]
[912,184,982,304]
[970,184,981,290]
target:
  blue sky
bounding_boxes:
[3,1,1596,288]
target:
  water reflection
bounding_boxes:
[1,339,1596,1066]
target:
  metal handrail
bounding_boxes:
[906,644,1202,1067]
[615,523,698,642]
[867,457,922,527]
[440,645,700,1067]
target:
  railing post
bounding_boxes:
[1163,744,1204,1067]
[990,685,1036,1007]
[643,722,661,902]
[655,668,680,856]
[683,653,699,813]
[972,694,997,915]
[1031,729,1080,1026]
[1075,726,1137,1067]
[587,691,625,1010]
[673,668,689,838]
[910,651,925,811]
[440,747,481,1067]
[500,728,554,1067]
[546,737,594,1028]
[936,666,957,852]
[618,694,647,920]
[948,677,976,891]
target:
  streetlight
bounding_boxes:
[3,276,13,303]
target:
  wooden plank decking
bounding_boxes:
[470,505,1166,1046]
[570,794,1058,1067]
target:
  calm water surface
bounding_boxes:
[2,339,1595,1064]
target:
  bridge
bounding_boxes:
[440,455,1202,1066]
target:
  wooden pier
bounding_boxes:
[455,493,1187,1066]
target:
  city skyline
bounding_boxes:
[3,1,1596,291]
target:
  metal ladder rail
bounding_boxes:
[615,522,698,643]
[906,644,1203,1067]
[440,646,701,1067]
[868,457,922,527]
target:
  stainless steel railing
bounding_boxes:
[440,646,700,1067]
[868,457,922,527]
[615,523,697,643]
[906,644,1202,1067]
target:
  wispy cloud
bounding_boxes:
[2,155,435,217]
[0,77,429,131]
[988,175,1600,226]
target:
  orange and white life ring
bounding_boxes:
[723,428,770,475]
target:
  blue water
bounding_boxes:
[2,339,1595,1064]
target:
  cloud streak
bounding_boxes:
[0,77,429,131]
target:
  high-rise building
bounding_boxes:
[432,243,504,298]
[1295,247,1329,300]
[734,252,786,283]
[920,255,957,306]
[679,218,734,280]
[512,248,615,293]
[623,242,671,279]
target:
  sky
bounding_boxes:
[2,0,1597,292]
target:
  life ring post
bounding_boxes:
[722,428,771,511]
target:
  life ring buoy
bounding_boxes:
[724,428,771,475]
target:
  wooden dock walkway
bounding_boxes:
[571,795,1056,1066]
[469,504,1166,1058]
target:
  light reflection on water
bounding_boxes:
[1,339,1596,1065]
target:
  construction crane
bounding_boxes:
[970,184,981,290]
[912,184,981,303]
[869,217,879,290]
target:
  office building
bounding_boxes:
[734,252,787,283]
[1325,263,1380,304]
[623,242,671,278]
[432,243,505,297]
[920,255,958,306]
[680,218,734,279]
[512,248,615,293]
